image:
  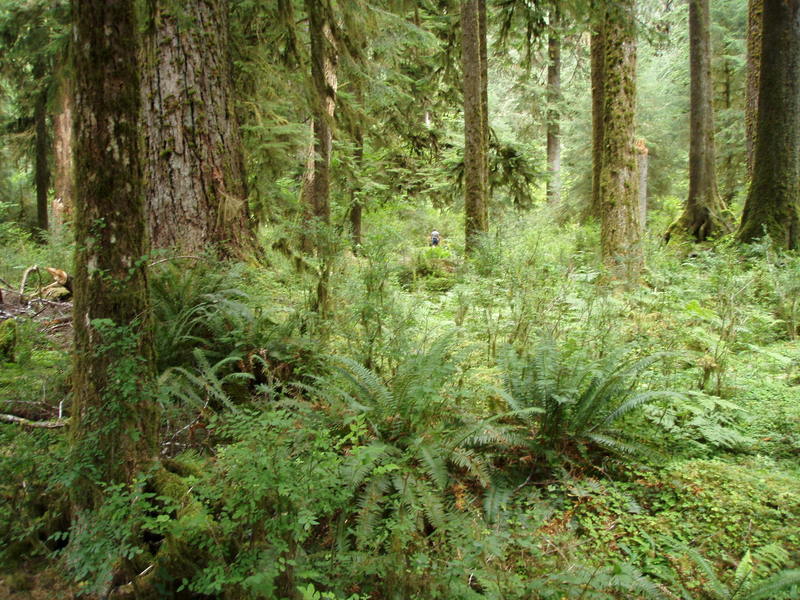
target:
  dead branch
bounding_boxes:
[18,265,40,303]
[0,413,70,428]
[148,255,205,267]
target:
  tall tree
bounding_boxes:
[590,9,605,218]
[71,0,156,508]
[52,70,74,229]
[738,0,800,248]
[141,0,255,259]
[667,0,732,242]
[546,6,561,204]
[479,0,490,225]
[600,0,642,280]
[462,0,488,254]
[301,0,338,241]
[33,69,49,234]
[745,0,763,176]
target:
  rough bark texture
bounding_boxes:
[462,0,488,254]
[600,0,642,281]
[479,0,490,225]
[34,88,49,234]
[745,0,763,176]
[590,17,605,218]
[668,0,732,242]
[302,0,337,228]
[738,0,800,249]
[71,0,156,509]
[141,0,255,259]
[53,75,74,229]
[546,8,562,205]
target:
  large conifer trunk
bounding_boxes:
[590,19,605,218]
[141,0,254,258]
[738,0,800,248]
[668,0,731,242]
[462,0,487,254]
[745,0,763,175]
[52,74,74,230]
[71,0,156,508]
[600,0,642,281]
[301,0,337,253]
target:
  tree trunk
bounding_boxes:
[350,126,364,250]
[738,0,800,249]
[547,8,562,205]
[34,87,49,236]
[667,0,732,242]
[141,0,255,259]
[745,0,763,177]
[71,0,156,510]
[479,0,490,225]
[303,0,337,231]
[590,16,605,218]
[462,0,487,254]
[637,139,648,226]
[52,75,74,230]
[600,0,642,281]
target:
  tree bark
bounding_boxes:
[600,0,642,281]
[302,0,337,230]
[745,0,763,177]
[34,87,49,235]
[738,0,800,249]
[667,0,732,242]
[590,16,605,219]
[71,0,156,510]
[637,139,648,226]
[141,0,255,259]
[463,0,488,254]
[479,0,490,225]
[52,74,74,230]
[547,8,562,205]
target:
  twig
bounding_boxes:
[148,255,204,267]
[0,413,70,428]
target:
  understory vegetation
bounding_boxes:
[2,206,800,599]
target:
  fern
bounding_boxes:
[499,339,684,464]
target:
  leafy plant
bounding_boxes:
[500,338,684,463]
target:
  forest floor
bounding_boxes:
[1,209,800,598]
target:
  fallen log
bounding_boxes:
[0,413,70,428]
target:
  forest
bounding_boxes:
[1,0,800,598]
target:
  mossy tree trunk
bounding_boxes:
[71,0,157,510]
[479,0,490,226]
[34,81,49,236]
[547,7,562,205]
[667,0,732,242]
[745,0,763,176]
[590,12,605,219]
[600,0,642,281]
[302,0,337,238]
[462,0,488,254]
[301,0,338,316]
[52,72,74,230]
[738,0,800,249]
[141,0,255,260]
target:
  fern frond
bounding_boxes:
[745,569,800,600]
